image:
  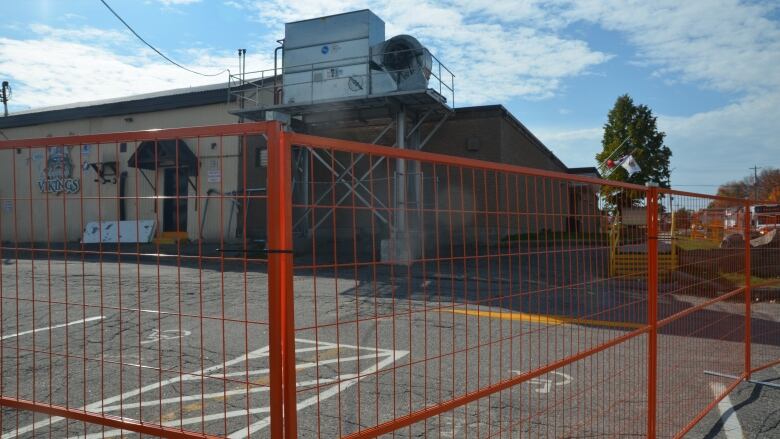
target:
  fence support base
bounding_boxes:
[704,370,780,390]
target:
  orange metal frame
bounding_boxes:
[0,123,776,438]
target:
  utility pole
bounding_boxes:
[1,81,10,117]
[750,165,761,200]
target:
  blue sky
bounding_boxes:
[1,0,779,193]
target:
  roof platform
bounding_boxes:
[229,88,452,127]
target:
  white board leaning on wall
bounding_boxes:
[81,220,156,244]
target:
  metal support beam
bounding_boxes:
[291,147,311,237]
[309,148,390,213]
[292,120,396,235]
[304,147,390,232]
[419,111,450,150]
[395,107,407,237]
[405,108,432,141]
[372,120,395,144]
[289,107,443,254]
[292,147,305,191]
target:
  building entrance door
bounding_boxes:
[163,167,188,232]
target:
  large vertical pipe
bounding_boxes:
[274,41,284,105]
[395,107,407,239]
[301,148,310,238]
[408,115,422,226]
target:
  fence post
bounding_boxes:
[266,122,298,439]
[646,184,659,439]
[744,200,752,379]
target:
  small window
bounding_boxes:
[120,143,127,153]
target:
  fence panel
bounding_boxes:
[0,122,281,438]
[285,133,653,438]
[653,191,748,438]
[748,205,780,380]
[0,123,777,438]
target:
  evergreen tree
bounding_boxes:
[596,94,672,209]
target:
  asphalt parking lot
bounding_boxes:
[0,252,778,438]
[684,366,780,439]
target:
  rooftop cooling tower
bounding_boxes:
[281,10,434,106]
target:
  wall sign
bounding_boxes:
[38,146,81,194]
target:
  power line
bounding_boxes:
[98,0,228,77]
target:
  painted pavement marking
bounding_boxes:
[710,382,744,439]
[0,316,104,341]
[5,338,407,439]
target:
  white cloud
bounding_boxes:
[450,0,572,29]
[659,92,780,182]
[2,2,612,109]
[526,0,780,189]
[227,0,612,104]
[560,0,780,94]
[28,24,130,44]
[2,0,778,193]
[537,126,602,145]
[535,126,603,166]
[222,1,247,9]
[155,0,202,6]
[59,13,87,22]
[0,24,271,109]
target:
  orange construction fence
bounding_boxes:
[0,122,777,438]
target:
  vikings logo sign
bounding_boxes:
[37,146,81,194]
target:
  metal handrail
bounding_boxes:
[227,46,455,111]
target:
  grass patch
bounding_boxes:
[674,237,721,251]
[721,272,780,288]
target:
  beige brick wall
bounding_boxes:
[0,103,248,243]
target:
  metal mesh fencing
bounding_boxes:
[0,123,777,438]
[285,134,651,438]
[0,123,280,438]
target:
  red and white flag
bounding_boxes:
[619,155,642,176]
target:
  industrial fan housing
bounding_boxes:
[281,10,434,106]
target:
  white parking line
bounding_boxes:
[99,377,339,412]
[9,339,406,439]
[5,346,269,439]
[0,316,104,341]
[227,351,406,439]
[710,382,744,439]
[205,353,397,381]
